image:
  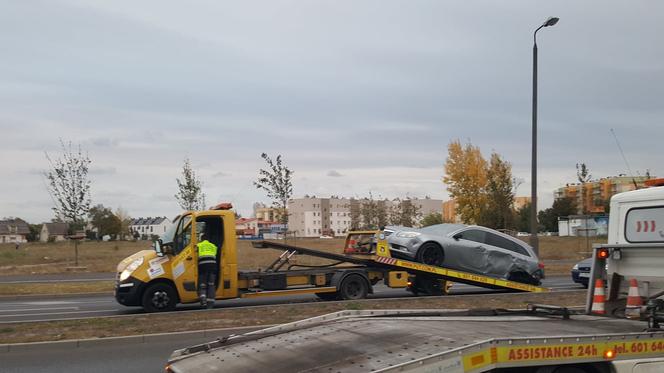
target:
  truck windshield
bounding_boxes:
[161,216,180,245]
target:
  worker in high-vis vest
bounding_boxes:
[196,234,218,309]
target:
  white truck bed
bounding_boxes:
[167,309,664,372]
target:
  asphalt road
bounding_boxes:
[0,276,580,323]
[1,326,264,373]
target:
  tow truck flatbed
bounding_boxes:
[253,240,549,293]
[167,308,664,372]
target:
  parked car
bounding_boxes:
[571,257,592,288]
[384,224,544,285]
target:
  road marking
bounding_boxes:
[0,309,120,321]
[0,278,112,284]
[0,307,78,313]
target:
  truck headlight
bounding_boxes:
[119,257,144,282]
[396,232,421,238]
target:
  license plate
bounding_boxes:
[579,273,589,278]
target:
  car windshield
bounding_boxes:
[160,216,180,245]
[418,224,466,236]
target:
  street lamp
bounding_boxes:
[531,17,559,255]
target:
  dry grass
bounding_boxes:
[0,236,597,277]
[0,290,586,344]
[0,281,114,296]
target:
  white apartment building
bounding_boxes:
[288,197,443,238]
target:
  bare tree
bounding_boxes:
[44,140,92,267]
[388,198,421,227]
[44,140,92,229]
[175,158,206,211]
[254,153,293,225]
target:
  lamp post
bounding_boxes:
[531,17,559,255]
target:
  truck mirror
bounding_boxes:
[154,239,164,256]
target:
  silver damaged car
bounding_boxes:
[385,224,544,285]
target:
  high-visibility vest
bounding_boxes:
[197,240,218,264]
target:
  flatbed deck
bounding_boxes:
[253,240,549,293]
[168,309,664,372]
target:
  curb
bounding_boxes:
[0,292,112,301]
[0,324,273,353]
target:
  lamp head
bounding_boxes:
[543,17,559,27]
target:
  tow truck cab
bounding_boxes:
[115,205,238,312]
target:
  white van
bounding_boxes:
[597,184,664,310]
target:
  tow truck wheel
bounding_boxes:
[416,243,445,267]
[338,274,369,300]
[142,283,177,312]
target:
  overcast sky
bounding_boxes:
[1,1,662,223]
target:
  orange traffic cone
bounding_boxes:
[591,279,606,315]
[625,278,643,319]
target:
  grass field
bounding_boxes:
[0,236,604,277]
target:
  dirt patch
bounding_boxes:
[0,290,586,344]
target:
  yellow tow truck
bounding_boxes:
[115,203,546,312]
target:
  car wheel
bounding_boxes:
[142,282,177,312]
[338,274,369,300]
[416,242,445,267]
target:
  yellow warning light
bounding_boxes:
[603,349,616,360]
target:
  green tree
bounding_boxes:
[254,153,293,225]
[516,203,531,232]
[358,195,388,230]
[480,153,515,230]
[88,204,122,239]
[175,158,206,211]
[388,198,422,227]
[420,212,443,227]
[443,140,487,224]
[538,197,577,232]
[576,163,591,214]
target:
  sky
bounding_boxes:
[1,0,662,223]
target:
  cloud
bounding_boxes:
[327,170,343,177]
[89,166,117,175]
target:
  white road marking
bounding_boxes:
[0,307,78,313]
[0,309,120,320]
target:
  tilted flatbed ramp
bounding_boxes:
[253,240,549,293]
[167,309,664,372]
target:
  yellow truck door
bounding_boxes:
[169,216,199,303]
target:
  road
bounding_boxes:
[0,276,579,323]
[1,326,264,373]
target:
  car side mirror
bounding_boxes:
[453,233,462,241]
[154,239,163,256]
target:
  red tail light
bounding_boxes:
[597,248,610,259]
[538,262,545,269]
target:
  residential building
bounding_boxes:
[554,176,653,215]
[288,196,444,237]
[255,207,283,222]
[236,218,284,237]
[40,223,69,242]
[129,217,170,239]
[0,218,30,243]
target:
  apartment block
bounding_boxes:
[554,176,652,214]
[288,197,443,237]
